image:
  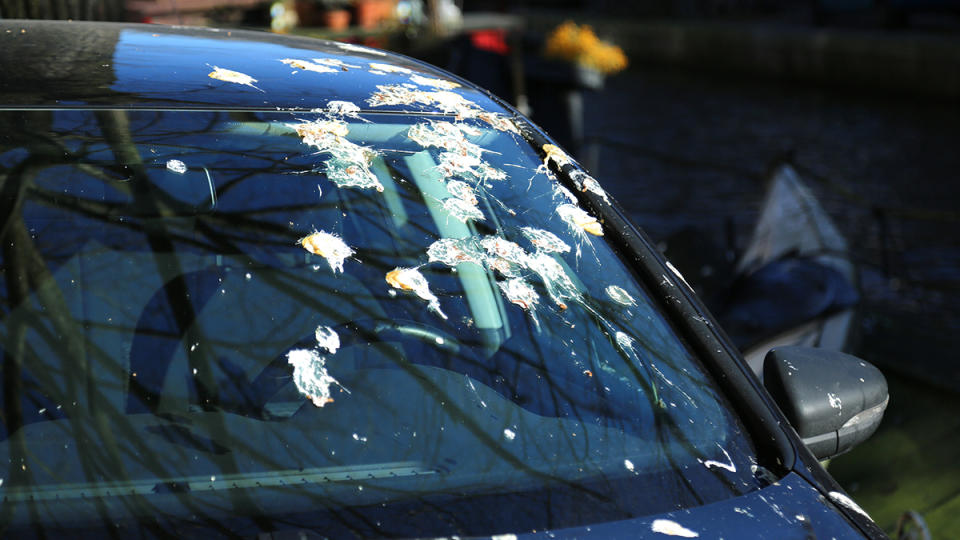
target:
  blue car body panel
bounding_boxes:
[518,473,866,539]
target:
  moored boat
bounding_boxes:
[711,164,860,376]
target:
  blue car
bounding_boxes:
[0,19,888,539]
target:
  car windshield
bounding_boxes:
[0,109,763,537]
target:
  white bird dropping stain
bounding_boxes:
[651,519,699,537]
[313,58,361,70]
[615,332,637,355]
[426,238,483,267]
[289,119,384,192]
[314,325,340,354]
[368,62,413,74]
[279,58,338,74]
[207,66,263,91]
[525,252,581,310]
[385,267,447,319]
[333,42,387,56]
[446,179,478,205]
[569,169,610,203]
[286,349,341,408]
[556,203,603,236]
[476,112,521,134]
[699,445,737,473]
[828,392,843,413]
[166,159,187,174]
[498,278,539,311]
[605,285,636,306]
[326,100,362,117]
[367,84,482,118]
[829,491,872,520]
[520,227,571,254]
[541,143,575,170]
[442,196,485,223]
[409,73,461,90]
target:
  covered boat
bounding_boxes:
[711,164,860,376]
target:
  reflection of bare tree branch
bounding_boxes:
[1,183,90,428]
[95,110,219,404]
[153,198,617,515]
[1,219,31,533]
[0,106,760,534]
[0,154,54,242]
[93,109,281,532]
[400,360,613,503]
[0,145,115,531]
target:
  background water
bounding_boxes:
[573,64,960,535]
[579,65,960,390]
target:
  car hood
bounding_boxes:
[504,472,870,539]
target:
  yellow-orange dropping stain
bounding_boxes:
[580,219,603,236]
[542,143,574,169]
[385,268,412,290]
[299,230,353,273]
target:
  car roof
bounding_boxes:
[0,19,510,114]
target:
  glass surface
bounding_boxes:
[0,109,762,537]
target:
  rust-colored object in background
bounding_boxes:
[321,8,350,30]
[354,0,392,29]
[128,0,262,25]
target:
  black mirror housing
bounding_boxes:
[763,346,888,460]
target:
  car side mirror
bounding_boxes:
[763,346,888,461]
